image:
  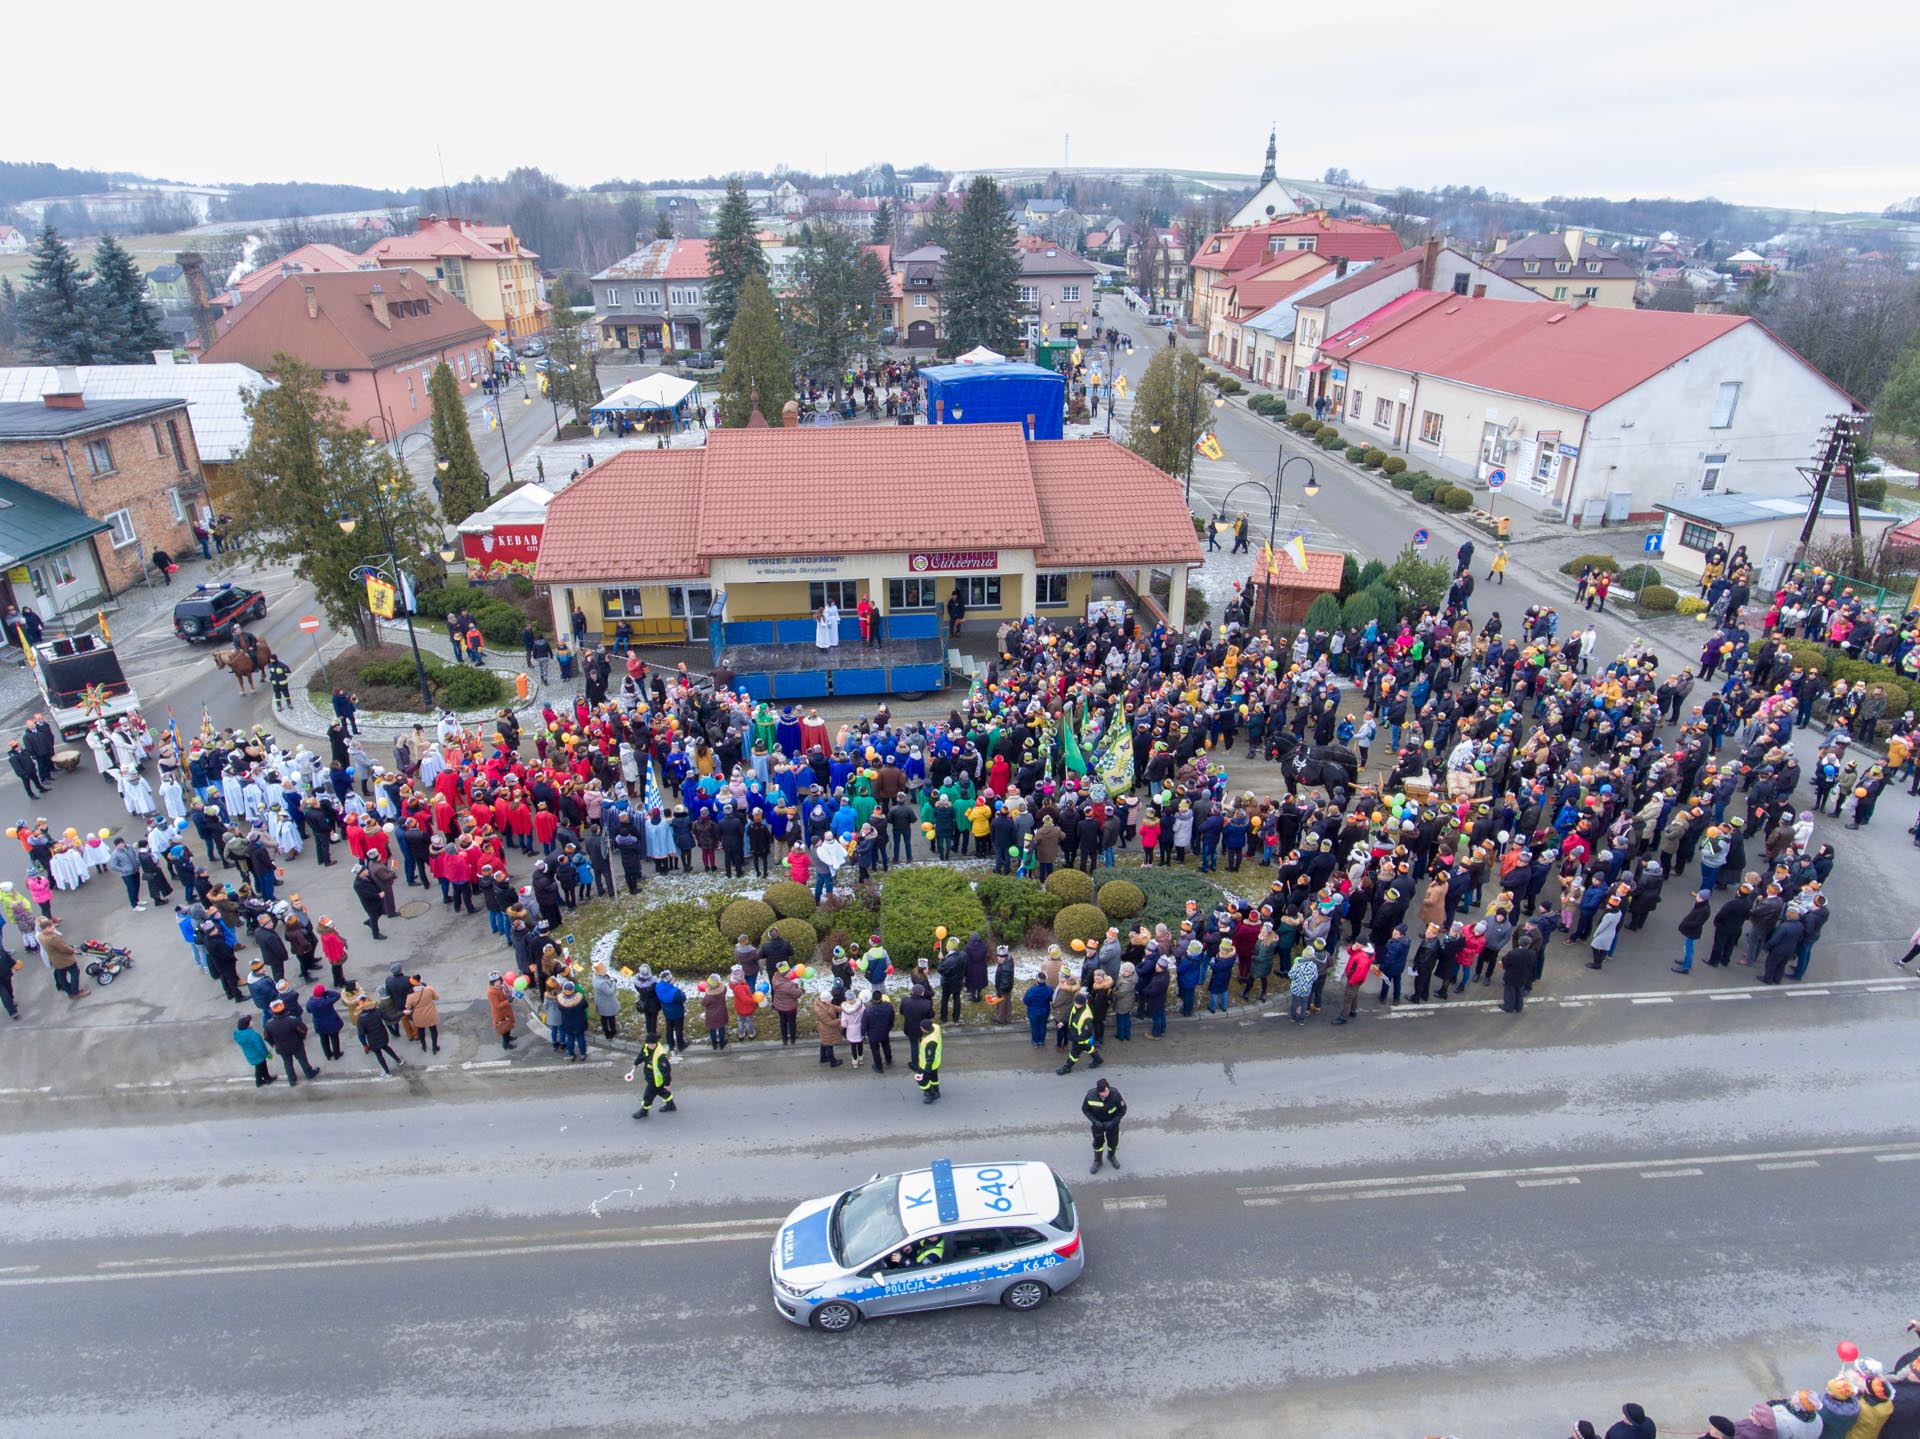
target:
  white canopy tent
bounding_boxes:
[590,373,704,430]
[455,483,554,535]
[955,346,1007,365]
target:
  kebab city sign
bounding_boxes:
[908,550,999,573]
[463,524,544,580]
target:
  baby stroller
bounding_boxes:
[80,939,134,985]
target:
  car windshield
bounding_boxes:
[830,1177,905,1266]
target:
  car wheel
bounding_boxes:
[1001,1279,1051,1312]
[809,1300,861,1332]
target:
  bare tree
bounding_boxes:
[1748,254,1920,400]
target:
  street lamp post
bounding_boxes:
[339,462,434,711]
[1277,451,1320,499]
[469,375,516,492]
[1102,340,1134,435]
[365,413,450,499]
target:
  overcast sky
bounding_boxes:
[10,0,1915,213]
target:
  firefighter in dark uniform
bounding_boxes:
[630,1036,676,1118]
[265,656,293,711]
[1055,990,1102,1076]
[1082,1078,1126,1173]
[914,1020,943,1104]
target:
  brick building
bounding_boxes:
[0,369,201,598]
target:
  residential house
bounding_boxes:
[1204,252,1334,370]
[365,217,546,340]
[805,193,882,233]
[1287,241,1543,406]
[145,263,198,345]
[1020,247,1100,341]
[894,244,947,347]
[1239,267,1367,394]
[201,268,494,442]
[0,472,114,623]
[591,238,714,353]
[769,179,804,214]
[1189,214,1402,330]
[1228,129,1305,228]
[1319,294,1858,524]
[0,370,201,596]
[0,355,268,503]
[216,243,378,315]
[1653,493,1897,591]
[1484,229,1637,307]
[0,224,28,255]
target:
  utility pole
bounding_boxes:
[1791,411,1870,574]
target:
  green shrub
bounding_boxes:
[1219,376,1243,394]
[1858,475,1889,507]
[1440,487,1473,512]
[1390,471,1417,491]
[612,899,732,979]
[879,866,986,962]
[1339,553,1363,599]
[1362,448,1388,469]
[1044,868,1096,905]
[1053,902,1111,949]
[976,875,1062,942]
[1341,590,1380,632]
[1304,593,1344,633]
[1096,879,1145,920]
[1637,584,1679,612]
[764,916,820,960]
[1319,430,1346,450]
[1382,456,1408,475]
[716,898,776,944]
[1126,866,1225,930]
[1558,553,1622,576]
[811,892,879,947]
[357,657,420,688]
[1357,558,1387,589]
[1287,412,1314,431]
[435,667,508,709]
[1615,563,1664,591]
[1411,476,1441,503]
[762,881,816,919]
[1345,444,1367,463]
[1675,594,1709,616]
[1364,580,1399,627]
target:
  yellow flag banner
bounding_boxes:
[1114,374,1128,399]
[1196,431,1224,461]
[1263,541,1279,580]
[1284,534,1310,572]
[366,575,397,619]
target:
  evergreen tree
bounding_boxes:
[943,177,1020,355]
[705,176,768,348]
[917,192,956,250]
[653,207,675,240]
[428,362,488,523]
[224,356,442,647]
[0,278,18,357]
[716,273,794,427]
[87,233,168,363]
[870,199,896,248]
[15,225,94,365]
[545,300,601,423]
[783,225,886,381]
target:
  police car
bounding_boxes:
[769,1159,1083,1331]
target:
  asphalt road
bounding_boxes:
[3,995,1916,1438]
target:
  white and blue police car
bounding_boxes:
[769,1159,1083,1330]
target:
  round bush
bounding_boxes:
[1675,595,1709,616]
[977,875,1062,940]
[1287,412,1314,431]
[1559,552,1621,576]
[1614,563,1663,591]
[1096,879,1145,920]
[1382,456,1407,475]
[1440,487,1473,512]
[1320,431,1346,450]
[1345,444,1367,463]
[1044,868,1096,905]
[762,880,816,919]
[435,667,508,709]
[765,916,820,959]
[716,898,776,944]
[1053,902,1111,949]
[613,900,732,978]
[1362,448,1387,469]
[1857,475,1888,506]
[1638,584,1679,612]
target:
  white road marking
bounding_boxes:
[1639,1168,1704,1179]
[1867,986,1908,993]
[1783,989,1831,998]
[1708,993,1752,1002]
[1875,1153,1920,1163]
[1516,1177,1581,1188]
[1630,997,1673,1005]
[1300,1184,1467,1203]
[1756,1160,1819,1171]
[0,1265,41,1275]
[1103,1196,1167,1212]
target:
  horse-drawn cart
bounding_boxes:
[29,633,140,741]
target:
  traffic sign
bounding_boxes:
[1413,528,1430,550]
[1486,468,1507,490]
[1644,534,1664,554]
[298,614,321,634]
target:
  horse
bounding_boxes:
[212,635,274,695]
[1268,732,1360,803]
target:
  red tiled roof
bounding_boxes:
[1263,548,1345,592]
[1298,245,1428,308]
[1321,291,1454,361]
[536,451,709,581]
[201,268,492,373]
[696,425,1044,555]
[368,218,536,263]
[1193,215,1401,275]
[1030,438,1204,569]
[228,243,374,298]
[1338,296,1757,412]
[1226,257,1336,317]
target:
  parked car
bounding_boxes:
[173,581,267,643]
[519,338,548,358]
[681,350,717,370]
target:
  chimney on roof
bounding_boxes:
[780,399,800,428]
[43,367,84,410]
[1564,228,1584,262]
[304,284,319,319]
[1493,236,1508,255]
[1419,236,1441,289]
[370,283,391,329]
[1335,258,1349,279]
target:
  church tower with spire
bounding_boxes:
[1230,126,1302,227]
[1261,126,1277,186]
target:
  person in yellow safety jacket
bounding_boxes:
[910,1234,948,1267]
[630,1037,676,1119]
[915,1021,943,1104]
[1055,991,1102,1076]
[1488,548,1508,585]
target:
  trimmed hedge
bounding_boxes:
[1675,595,1709,616]
[1127,866,1225,931]
[762,881,816,919]
[1097,879,1145,920]
[716,898,776,944]
[1411,476,1442,502]
[1780,639,1920,718]
[976,874,1062,942]
[1044,868,1096,905]
[1637,584,1679,612]
[437,667,508,708]
[1345,444,1367,463]
[1362,448,1388,469]
[765,917,820,959]
[879,866,986,963]
[1382,456,1408,475]
[613,899,732,979]
[1439,487,1473,512]
[1615,563,1664,591]
[1559,552,1622,576]
[1053,902,1112,949]
[1319,430,1346,450]
[415,583,549,644]
[1287,412,1314,431]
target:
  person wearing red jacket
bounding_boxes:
[444,844,477,914]
[533,805,560,854]
[362,825,392,865]
[431,794,456,838]
[505,796,534,854]
[344,815,369,861]
[1333,941,1373,1025]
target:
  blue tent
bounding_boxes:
[921,362,1066,441]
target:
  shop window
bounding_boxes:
[1679,522,1717,552]
[887,578,938,611]
[598,586,646,617]
[1373,397,1392,429]
[954,576,1002,609]
[1535,447,1556,481]
[1034,573,1070,607]
[1419,411,1444,446]
[808,580,860,611]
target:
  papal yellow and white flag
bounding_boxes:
[1283,533,1310,573]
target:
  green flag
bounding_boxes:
[1063,711,1088,776]
[1097,709,1134,793]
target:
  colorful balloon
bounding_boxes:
[1838,1341,1860,1363]
[512,975,529,991]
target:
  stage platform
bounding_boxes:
[717,613,948,699]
